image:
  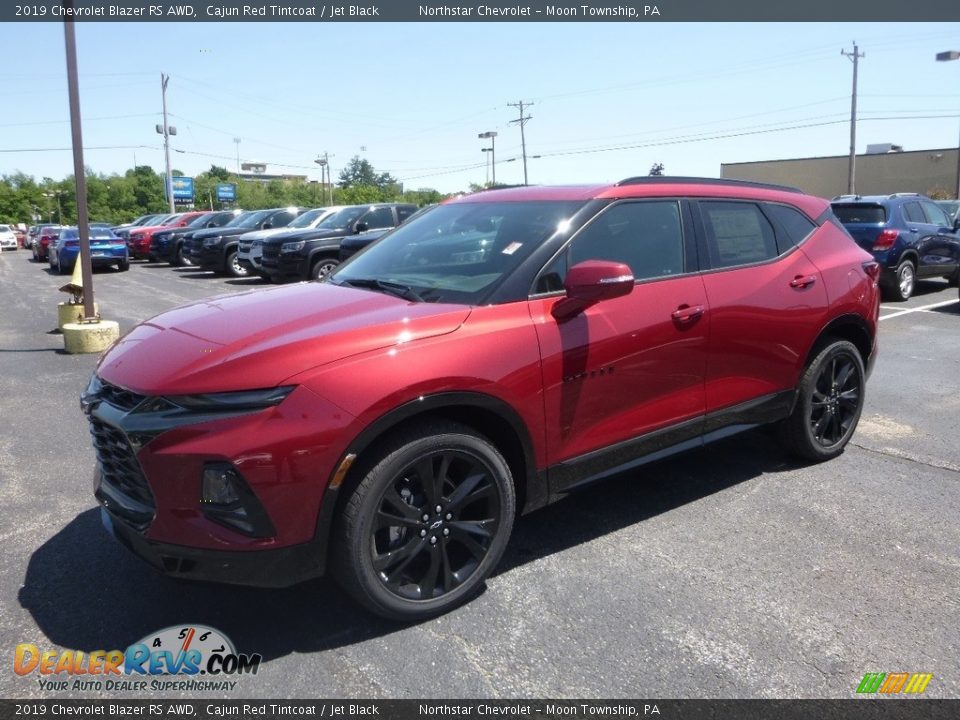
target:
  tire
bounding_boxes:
[174,243,191,267]
[225,250,248,278]
[779,339,865,462]
[57,257,66,275]
[118,258,130,272]
[333,421,516,621]
[885,258,916,302]
[945,266,960,287]
[311,256,339,281]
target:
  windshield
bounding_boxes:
[184,213,215,229]
[316,206,366,230]
[160,214,185,226]
[332,201,584,305]
[60,228,118,240]
[227,209,273,229]
[287,208,328,229]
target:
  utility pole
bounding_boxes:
[159,73,175,213]
[508,101,533,185]
[315,152,333,205]
[233,137,241,175]
[841,42,864,195]
[63,7,95,320]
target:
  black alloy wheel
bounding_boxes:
[780,339,865,461]
[334,422,515,621]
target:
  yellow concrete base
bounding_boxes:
[62,320,120,354]
[57,302,99,330]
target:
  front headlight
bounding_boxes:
[280,240,306,253]
[163,386,295,412]
[202,236,221,247]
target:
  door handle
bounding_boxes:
[789,275,817,289]
[671,304,704,322]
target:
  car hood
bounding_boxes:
[264,227,352,244]
[190,226,255,240]
[238,227,299,242]
[96,282,472,395]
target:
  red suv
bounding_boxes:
[83,178,879,620]
[127,211,207,260]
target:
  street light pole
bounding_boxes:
[159,74,175,214]
[936,50,960,200]
[478,131,498,185]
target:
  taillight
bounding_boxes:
[862,260,881,283]
[872,229,899,251]
[65,240,80,247]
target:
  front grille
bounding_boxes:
[89,417,155,525]
[262,245,280,261]
[99,382,146,411]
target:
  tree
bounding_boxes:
[649,163,665,176]
[337,156,397,191]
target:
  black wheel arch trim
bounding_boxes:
[805,313,875,379]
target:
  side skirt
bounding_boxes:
[545,389,796,502]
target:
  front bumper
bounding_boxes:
[84,379,356,586]
[195,244,226,270]
[261,253,308,282]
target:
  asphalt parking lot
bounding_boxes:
[1,248,958,700]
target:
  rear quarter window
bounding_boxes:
[764,204,816,254]
[831,205,886,224]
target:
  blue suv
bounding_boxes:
[831,193,960,300]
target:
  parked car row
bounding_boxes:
[131,202,423,282]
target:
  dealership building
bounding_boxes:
[721,145,960,199]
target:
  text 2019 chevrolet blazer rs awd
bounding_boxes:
[82,178,880,620]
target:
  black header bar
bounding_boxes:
[5,0,960,22]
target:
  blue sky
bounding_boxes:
[1,21,958,192]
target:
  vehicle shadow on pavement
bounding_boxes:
[18,429,797,661]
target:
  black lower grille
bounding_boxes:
[99,382,145,412]
[262,245,280,261]
[89,417,155,525]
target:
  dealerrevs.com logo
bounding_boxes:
[15,625,262,693]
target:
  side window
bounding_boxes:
[700,201,777,269]
[361,207,396,230]
[902,202,926,224]
[569,201,684,279]
[920,201,950,227]
[764,203,816,254]
[271,211,295,227]
[397,206,416,222]
[535,201,684,293]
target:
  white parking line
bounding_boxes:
[878,298,959,321]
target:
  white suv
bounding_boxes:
[0,225,18,251]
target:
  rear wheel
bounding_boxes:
[333,421,515,621]
[885,258,915,301]
[780,339,865,462]
[118,258,130,272]
[311,256,339,281]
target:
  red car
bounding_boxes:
[127,211,206,260]
[83,178,879,620]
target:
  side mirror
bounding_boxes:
[551,260,634,320]
[953,218,960,233]
[355,222,369,233]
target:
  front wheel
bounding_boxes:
[118,258,130,272]
[779,339,865,462]
[311,256,339,281]
[333,421,516,621]
[225,250,248,278]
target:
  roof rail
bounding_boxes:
[888,192,922,198]
[831,194,862,201]
[615,176,803,194]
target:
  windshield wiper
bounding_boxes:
[339,278,424,302]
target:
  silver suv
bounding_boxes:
[237,206,346,278]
